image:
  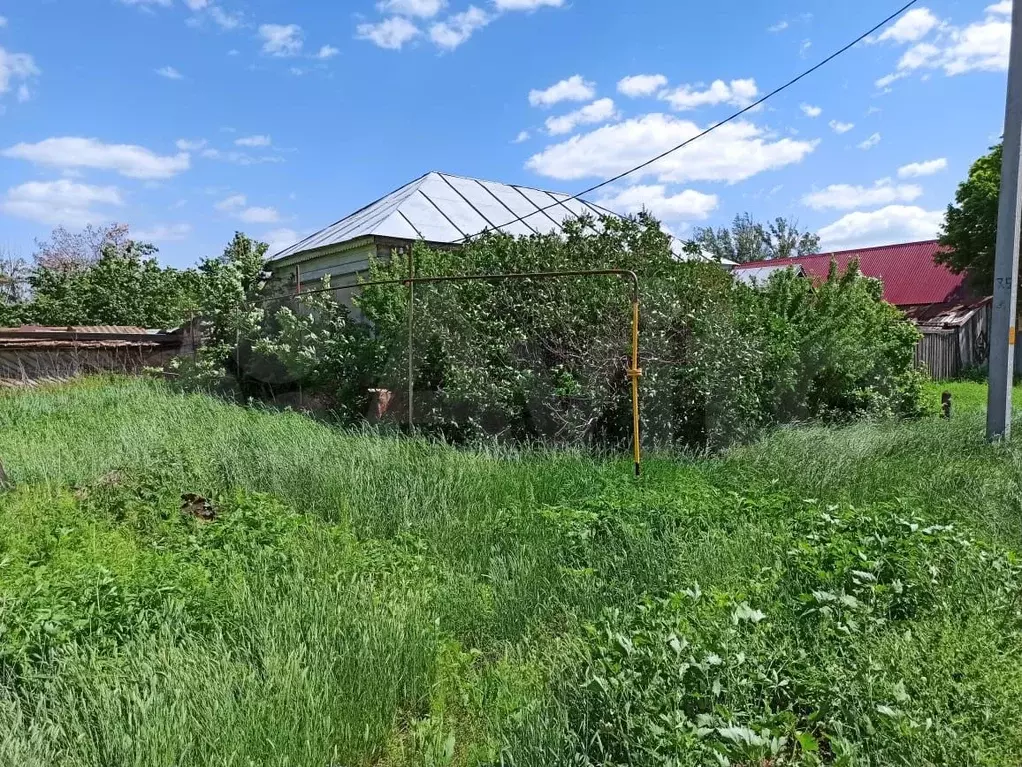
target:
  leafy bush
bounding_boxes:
[755,262,924,423]
[507,498,1022,767]
[354,215,921,449]
[253,282,382,422]
[25,239,198,329]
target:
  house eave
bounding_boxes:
[266,235,377,270]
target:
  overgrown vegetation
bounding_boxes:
[0,224,266,339]
[0,378,1020,765]
[687,212,821,263]
[334,216,918,448]
[938,142,1001,291]
[1,216,922,453]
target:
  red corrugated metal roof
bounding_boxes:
[731,240,969,307]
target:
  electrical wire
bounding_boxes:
[460,0,922,244]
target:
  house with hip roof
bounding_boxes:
[265,170,725,306]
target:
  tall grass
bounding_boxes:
[1,377,1021,765]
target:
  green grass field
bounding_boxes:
[920,379,1022,416]
[2,378,1022,766]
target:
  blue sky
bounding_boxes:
[0,0,1012,267]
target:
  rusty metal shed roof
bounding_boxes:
[0,325,185,348]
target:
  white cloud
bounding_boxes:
[0,47,40,99]
[829,119,855,134]
[215,194,246,211]
[4,137,190,179]
[1,179,123,227]
[658,78,758,111]
[0,16,7,27]
[513,130,531,143]
[768,20,789,32]
[235,134,271,148]
[208,6,241,30]
[259,24,304,57]
[215,194,280,224]
[818,205,943,250]
[17,84,30,102]
[875,7,941,43]
[493,0,563,9]
[239,206,280,224]
[184,0,208,9]
[357,17,421,49]
[545,98,617,135]
[802,179,923,210]
[898,157,948,177]
[858,132,881,150]
[316,45,340,59]
[430,6,490,49]
[987,1,1012,15]
[133,223,192,242]
[265,228,300,256]
[118,0,172,7]
[200,147,283,166]
[883,7,1010,80]
[800,103,822,118]
[875,72,906,88]
[156,65,183,80]
[617,74,668,98]
[940,16,1010,75]
[377,0,446,16]
[529,74,595,107]
[176,138,207,151]
[527,114,819,185]
[596,184,719,221]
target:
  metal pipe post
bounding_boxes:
[407,248,415,431]
[627,297,643,477]
[988,0,1022,440]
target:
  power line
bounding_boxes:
[461,0,922,245]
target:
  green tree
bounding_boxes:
[26,237,198,328]
[167,233,270,390]
[937,142,1001,291]
[690,213,820,263]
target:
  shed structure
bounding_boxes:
[0,325,198,385]
[731,240,992,379]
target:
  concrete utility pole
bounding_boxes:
[988,0,1022,440]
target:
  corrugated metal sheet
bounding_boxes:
[268,172,620,262]
[731,241,968,307]
[0,325,189,348]
[3,325,150,335]
[903,298,992,328]
[267,171,725,265]
[734,263,805,286]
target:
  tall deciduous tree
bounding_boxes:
[937,143,1001,291]
[26,236,198,328]
[33,223,130,274]
[689,214,820,263]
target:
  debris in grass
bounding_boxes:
[181,493,216,522]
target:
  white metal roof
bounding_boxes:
[267,170,732,266]
[733,263,806,286]
[268,171,620,263]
